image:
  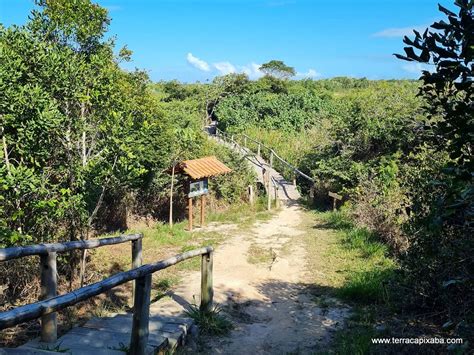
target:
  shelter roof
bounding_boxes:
[177,156,232,179]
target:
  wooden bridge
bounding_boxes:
[208,125,317,206]
[0,236,213,354]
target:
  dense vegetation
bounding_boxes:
[214,1,473,341]
[0,0,254,305]
[0,0,471,350]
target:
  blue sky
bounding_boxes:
[0,0,450,82]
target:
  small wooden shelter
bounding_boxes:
[173,156,231,231]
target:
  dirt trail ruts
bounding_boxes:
[151,203,350,354]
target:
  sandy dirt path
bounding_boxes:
[151,202,350,354]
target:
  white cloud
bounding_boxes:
[186,53,211,72]
[296,68,321,78]
[241,63,264,79]
[402,63,434,74]
[184,54,318,80]
[213,62,237,75]
[373,25,428,38]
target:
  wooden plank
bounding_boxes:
[200,251,213,312]
[0,234,143,262]
[328,191,343,200]
[40,252,57,343]
[0,247,213,329]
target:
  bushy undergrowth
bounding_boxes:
[213,4,473,328]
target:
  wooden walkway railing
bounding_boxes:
[0,237,213,355]
[214,127,317,200]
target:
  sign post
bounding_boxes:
[188,178,209,231]
[328,191,343,211]
[200,194,206,227]
[170,156,232,232]
[188,197,193,232]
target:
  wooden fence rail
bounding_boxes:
[0,234,144,343]
[215,127,315,184]
[0,234,143,262]
[0,242,213,355]
[213,126,344,208]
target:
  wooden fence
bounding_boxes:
[214,127,319,201]
[0,236,213,355]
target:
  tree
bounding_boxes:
[395,0,473,323]
[204,73,251,122]
[259,60,296,79]
[0,0,166,275]
[395,1,473,183]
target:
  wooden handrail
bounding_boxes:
[214,128,314,184]
[0,246,214,355]
[0,233,143,344]
[270,149,314,183]
[0,234,143,262]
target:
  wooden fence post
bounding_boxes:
[244,136,247,148]
[309,183,315,205]
[269,151,274,168]
[200,251,213,312]
[274,185,279,208]
[328,192,343,211]
[132,237,143,304]
[267,179,272,211]
[200,194,206,227]
[130,274,152,355]
[293,176,297,187]
[248,185,255,205]
[262,167,267,190]
[257,143,261,156]
[40,252,57,343]
[188,197,193,232]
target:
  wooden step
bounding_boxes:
[8,312,194,354]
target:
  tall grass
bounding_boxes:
[321,211,397,304]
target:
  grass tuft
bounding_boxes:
[323,210,354,230]
[185,304,233,336]
[247,244,276,265]
[337,268,393,304]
